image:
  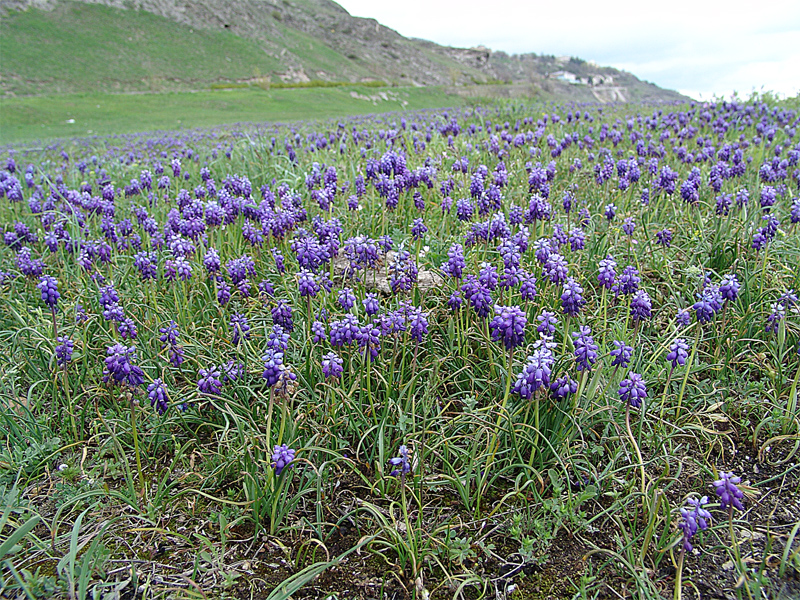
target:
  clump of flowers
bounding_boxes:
[489,305,527,350]
[678,496,711,551]
[103,343,145,387]
[271,444,296,475]
[618,373,647,408]
[713,471,744,511]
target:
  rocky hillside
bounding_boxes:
[0,0,686,101]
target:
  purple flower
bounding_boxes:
[406,305,429,342]
[389,250,418,294]
[389,445,412,478]
[298,269,320,298]
[489,305,527,350]
[267,324,290,353]
[536,311,558,336]
[513,347,555,398]
[573,326,599,372]
[220,360,244,383]
[560,277,585,316]
[271,444,296,475]
[55,337,74,367]
[622,217,635,236]
[198,367,223,395]
[713,472,744,511]
[656,229,673,248]
[667,339,690,368]
[676,309,691,327]
[604,203,617,221]
[618,373,647,408]
[99,284,119,309]
[610,341,633,368]
[765,302,785,333]
[719,274,740,302]
[134,252,157,280]
[362,293,380,316]
[597,255,617,290]
[230,312,251,345]
[103,343,145,387]
[271,300,294,332]
[216,281,231,306]
[549,374,578,400]
[321,352,343,379]
[118,317,138,340]
[543,253,569,284]
[630,290,652,322]
[443,243,466,279]
[410,218,428,240]
[679,496,711,551]
[520,271,538,301]
[37,275,60,310]
[447,291,463,312]
[311,320,327,343]
[614,266,640,297]
[569,228,585,252]
[262,349,288,387]
[338,287,356,312]
[147,378,168,414]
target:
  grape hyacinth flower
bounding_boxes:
[560,277,585,316]
[197,367,223,395]
[362,293,380,316]
[338,287,356,312]
[573,326,599,372]
[321,352,344,379]
[271,300,294,332]
[656,229,673,248]
[520,271,538,301]
[667,339,690,368]
[271,444,296,475]
[410,218,427,240]
[610,340,633,369]
[262,349,289,387]
[147,378,169,415]
[597,255,617,289]
[229,312,251,345]
[679,496,712,551]
[536,310,558,336]
[513,346,555,398]
[298,269,320,298]
[549,374,578,400]
[103,343,145,387]
[676,309,691,327]
[622,217,635,236]
[55,337,74,367]
[713,472,744,511]
[719,274,740,303]
[389,445,412,478]
[618,373,648,408]
[629,290,652,323]
[37,275,60,311]
[489,305,527,350]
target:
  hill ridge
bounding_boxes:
[0,0,686,102]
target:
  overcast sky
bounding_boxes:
[336,0,800,100]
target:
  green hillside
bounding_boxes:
[0,3,289,94]
[0,85,467,143]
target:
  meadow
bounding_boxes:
[0,96,799,600]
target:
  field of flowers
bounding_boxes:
[0,97,799,600]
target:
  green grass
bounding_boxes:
[0,86,466,143]
[0,3,290,95]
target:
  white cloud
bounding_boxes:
[336,0,800,98]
